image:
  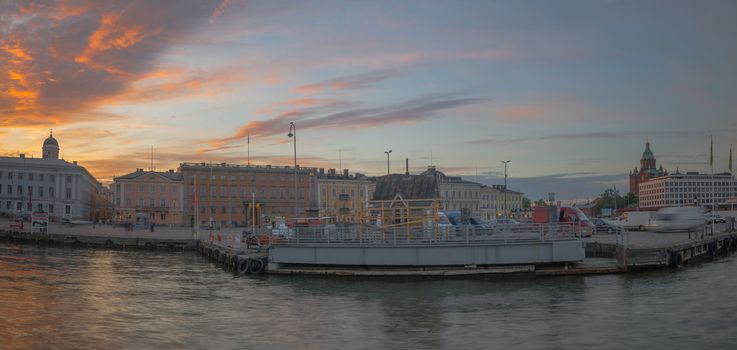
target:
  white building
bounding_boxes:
[419,166,524,219]
[0,132,100,221]
[639,171,737,209]
[421,166,483,215]
[479,185,524,220]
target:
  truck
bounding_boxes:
[646,207,704,232]
[622,211,656,231]
[532,205,594,237]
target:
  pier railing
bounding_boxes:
[273,222,584,246]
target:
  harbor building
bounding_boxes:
[479,185,524,220]
[0,131,100,221]
[639,171,737,209]
[421,166,483,215]
[316,168,371,224]
[629,140,667,196]
[112,169,184,226]
[180,162,318,228]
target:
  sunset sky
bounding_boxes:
[2,0,736,200]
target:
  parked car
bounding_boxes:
[703,213,726,224]
[488,218,520,232]
[591,218,622,234]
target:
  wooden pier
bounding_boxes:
[584,230,737,270]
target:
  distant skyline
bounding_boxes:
[2,0,736,200]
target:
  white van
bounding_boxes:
[647,207,704,232]
[622,211,656,231]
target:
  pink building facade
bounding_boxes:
[112,169,184,226]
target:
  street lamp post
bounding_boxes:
[288,122,298,219]
[385,150,392,175]
[502,160,510,218]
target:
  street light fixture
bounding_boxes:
[288,122,298,218]
[502,160,510,218]
[385,150,392,175]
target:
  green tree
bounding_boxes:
[595,189,638,214]
[522,197,531,209]
[534,198,547,206]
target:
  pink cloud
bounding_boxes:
[499,105,545,121]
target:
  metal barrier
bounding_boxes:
[273,222,584,246]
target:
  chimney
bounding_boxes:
[405,158,409,176]
[19,154,25,159]
[73,161,77,165]
[328,168,336,176]
[319,168,324,175]
[343,169,349,177]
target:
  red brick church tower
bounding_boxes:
[629,140,666,196]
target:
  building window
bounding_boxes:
[49,204,54,213]
[150,185,155,193]
[139,185,145,192]
[17,202,22,211]
[18,172,23,180]
[150,199,155,207]
[65,188,71,199]
[6,185,11,195]
[161,199,166,207]
[29,173,34,181]
[37,203,43,212]
[18,185,23,195]
[65,205,71,215]
[66,175,71,183]
[39,187,44,197]
[138,199,144,207]
[39,174,44,181]
[49,187,55,198]
[50,174,54,182]
[160,185,166,193]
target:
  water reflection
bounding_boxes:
[1,242,736,350]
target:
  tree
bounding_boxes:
[522,197,531,209]
[595,189,638,214]
[534,198,547,206]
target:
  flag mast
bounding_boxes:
[710,135,715,235]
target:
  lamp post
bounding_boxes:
[502,160,510,218]
[288,122,298,219]
[385,150,392,175]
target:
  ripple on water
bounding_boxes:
[1,242,737,350]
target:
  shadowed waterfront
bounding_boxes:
[1,242,736,350]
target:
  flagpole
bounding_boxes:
[710,135,715,235]
[730,144,733,215]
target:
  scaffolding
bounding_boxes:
[362,194,443,241]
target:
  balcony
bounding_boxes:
[339,207,350,214]
[338,194,350,201]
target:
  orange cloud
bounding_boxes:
[1,41,33,62]
[75,13,158,68]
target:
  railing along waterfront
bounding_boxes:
[272,222,584,247]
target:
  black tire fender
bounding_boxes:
[249,257,265,274]
[670,251,683,268]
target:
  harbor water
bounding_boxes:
[1,242,736,350]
